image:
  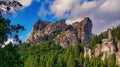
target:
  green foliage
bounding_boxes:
[0,43,23,67]
[1,25,120,67]
[89,25,120,51]
[16,41,84,67]
[90,33,108,51]
[0,40,118,67]
[112,25,120,44]
[0,17,10,43]
[85,55,108,67]
[0,16,25,44]
[108,54,117,67]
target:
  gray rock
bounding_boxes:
[101,38,116,60]
[72,17,92,45]
[117,40,120,50]
[95,44,102,57]
[26,17,93,48]
[108,29,114,40]
[116,40,120,66]
[94,29,116,60]
[26,19,67,44]
[84,46,92,58]
[55,25,79,48]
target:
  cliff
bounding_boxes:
[26,17,93,48]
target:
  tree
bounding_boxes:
[0,0,22,16]
[0,16,25,45]
[0,0,24,46]
[24,55,39,67]
[108,54,117,67]
[67,55,76,67]
[56,55,64,67]
[0,42,23,67]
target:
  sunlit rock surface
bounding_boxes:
[27,17,93,48]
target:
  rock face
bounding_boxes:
[26,19,67,44]
[116,40,120,66]
[101,29,116,60]
[55,25,79,48]
[95,44,102,57]
[27,17,93,48]
[72,17,92,45]
[94,29,116,60]
[84,46,92,58]
[101,39,116,60]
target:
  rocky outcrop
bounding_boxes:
[84,46,92,58]
[101,29,116,60]
[27,17,92,48]
[72,17,92,45]
[95,44,102,57]
[101,39,116,60]
[116,40,120,66]
[26,19,67,44]
[94,29,116,60]
[55,25,79,48]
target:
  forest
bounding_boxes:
[0,0,120,67]
[0,16,119,66]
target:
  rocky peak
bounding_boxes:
[56,19,66,24]
[81,17,92,26]
[32,19,49,32]
[108,29,113,40]
[72,17,92,45]
[26,17,93,48]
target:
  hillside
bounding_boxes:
[0,18,120,67]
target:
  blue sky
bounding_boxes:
[5,0,120,42]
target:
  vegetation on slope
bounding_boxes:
[0,39,117,67]
[0,13,119,67]
[89,25,120,52]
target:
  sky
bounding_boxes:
[5,0,120,42]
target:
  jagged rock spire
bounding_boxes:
[108,29,113,40]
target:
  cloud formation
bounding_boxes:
[50,0,77,17]
[37,0,53,18]
[37,0,120,34]
[18,0,33,8]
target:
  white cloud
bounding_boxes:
[1,38,18,48]
[4,38,18,45]
[66,0,120,34]
[70,1,97,17]
[37,0,52,18]
[37,0,120,34]
[66,17,83,25]
[50,0,77,17]
[99,0,120,13]
[18,0,33,8]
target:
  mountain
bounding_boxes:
[26,17,92,48]
[1,17,120,67]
